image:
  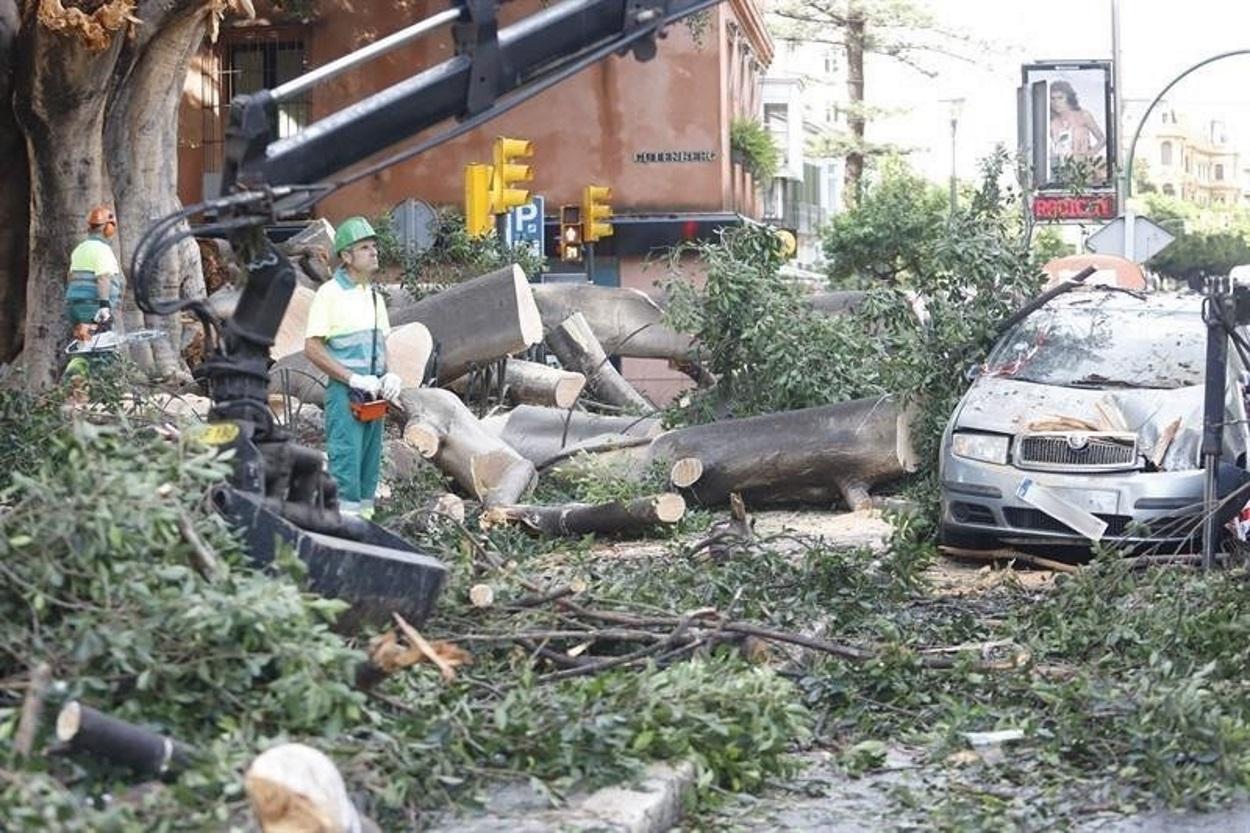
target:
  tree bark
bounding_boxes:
[12,3,125,387]
[481,493,686,537]
[480,404,661,465]
[530,283,696,360]
[546,313,652,411]
[448,359,585,409]
[843,7,866,209]
[0,0,28,364]
[269,321,434,407]
[106,4,209,379]
[387,265,543,383]
[394,387,536,506]
[56,700,194,776]
[649,395,917,508]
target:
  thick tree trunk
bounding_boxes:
[395,387,536,506]
[448,359,585,409]
[209,283,316,360]
[269,322,434,407]
[546,313,652,411]
[12,5,125,387]
[530,283,696,360]
[481,493,686,537]
[106,6,208,379]
[0,0,28,364]
[843,10,866,209]
[481,404,662,465]
[388,265,543,383]
[649,395,917,508]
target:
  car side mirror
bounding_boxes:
[965,363,983,382]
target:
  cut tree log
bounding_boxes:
[646,395,918,509]
[394,388,536,506]
[448,359,585,409]
[388,265,543,383]
[269,322,434,408]
[530,283,696,360]
[481,405,662,464]
[246,743,378,833]
[209,283,315,360]
[482,493,686,537]
[56,701,195,776]
[387,322,434,388]
[546,313,652,411]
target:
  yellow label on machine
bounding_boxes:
[188,422,240,446]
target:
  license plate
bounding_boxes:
[1050,486,1118,515]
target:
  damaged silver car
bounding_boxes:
[939,290,1250,550]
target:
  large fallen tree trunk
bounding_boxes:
[649,395,918,509]
[395,388,536,506]
[482,493,686,537]
[209,283,315,360]
[551,395,916,509]
[387,265,543,383]
[530,283,695,359]
[546,313,651,411]
[481,404,662,464]
[448,359,585,409]
[269,322,434,407]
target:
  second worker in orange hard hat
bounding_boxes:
[65,205,123,332]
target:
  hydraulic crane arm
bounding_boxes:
[223,0,718,193]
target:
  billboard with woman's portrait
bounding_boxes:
[1021,61,1114,190]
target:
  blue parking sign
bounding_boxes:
[505,196,545,260]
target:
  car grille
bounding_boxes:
[1015,433,1137,471]
[1002,508,1198,540]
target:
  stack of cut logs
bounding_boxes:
[198,227,917,536]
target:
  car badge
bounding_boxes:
[1066,434,1089,451]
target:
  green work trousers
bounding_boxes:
[324,380,383,516]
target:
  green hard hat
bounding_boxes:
[333,216,377,255]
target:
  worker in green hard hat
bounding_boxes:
[303,216,402,519]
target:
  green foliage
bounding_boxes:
[1137,192,1250,283]
[822,156,949,285]
[729,118,782,183]
[1031,225,1075,263]
[372,207,545,290]
[667,150,1044,481]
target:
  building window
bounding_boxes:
[1162,184,1175,196]
[1160,141,1172,166]
[226,38,308,139]
[1216,163,1225,181]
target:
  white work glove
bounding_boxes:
[93,304,112,325]
[348,373,381,397]
[379,372,403,401]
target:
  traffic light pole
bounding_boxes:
[585,242,596,284]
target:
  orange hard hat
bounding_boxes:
[86,205,116,233]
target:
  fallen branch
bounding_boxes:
[178,511,222,581]
[940,545,1080,574]
[481,493,685,537]
[55,701,194,776]
[546,313,651,411]
[13,662,52,757]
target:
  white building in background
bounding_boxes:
[759,39,842,270]
[1131,101,1242,206]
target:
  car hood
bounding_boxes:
[953,376,1212,470]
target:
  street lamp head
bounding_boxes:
[943,96,966,123]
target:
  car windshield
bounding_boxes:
[984,300,1205,389]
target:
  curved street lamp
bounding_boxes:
[1123,49,1250,199]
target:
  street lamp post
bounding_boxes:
[942,97,966,214]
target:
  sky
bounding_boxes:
[862,0,1250,184]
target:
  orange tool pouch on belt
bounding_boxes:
[349,286,388,423]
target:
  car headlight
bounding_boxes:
[951,432,1010,465]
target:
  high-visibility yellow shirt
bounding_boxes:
[305,268,391,376]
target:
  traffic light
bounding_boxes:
[490,136,533,215]
[560,204,583,261]
[774,227,798,260]
[581,184,613,243]
[464,164,493,237]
